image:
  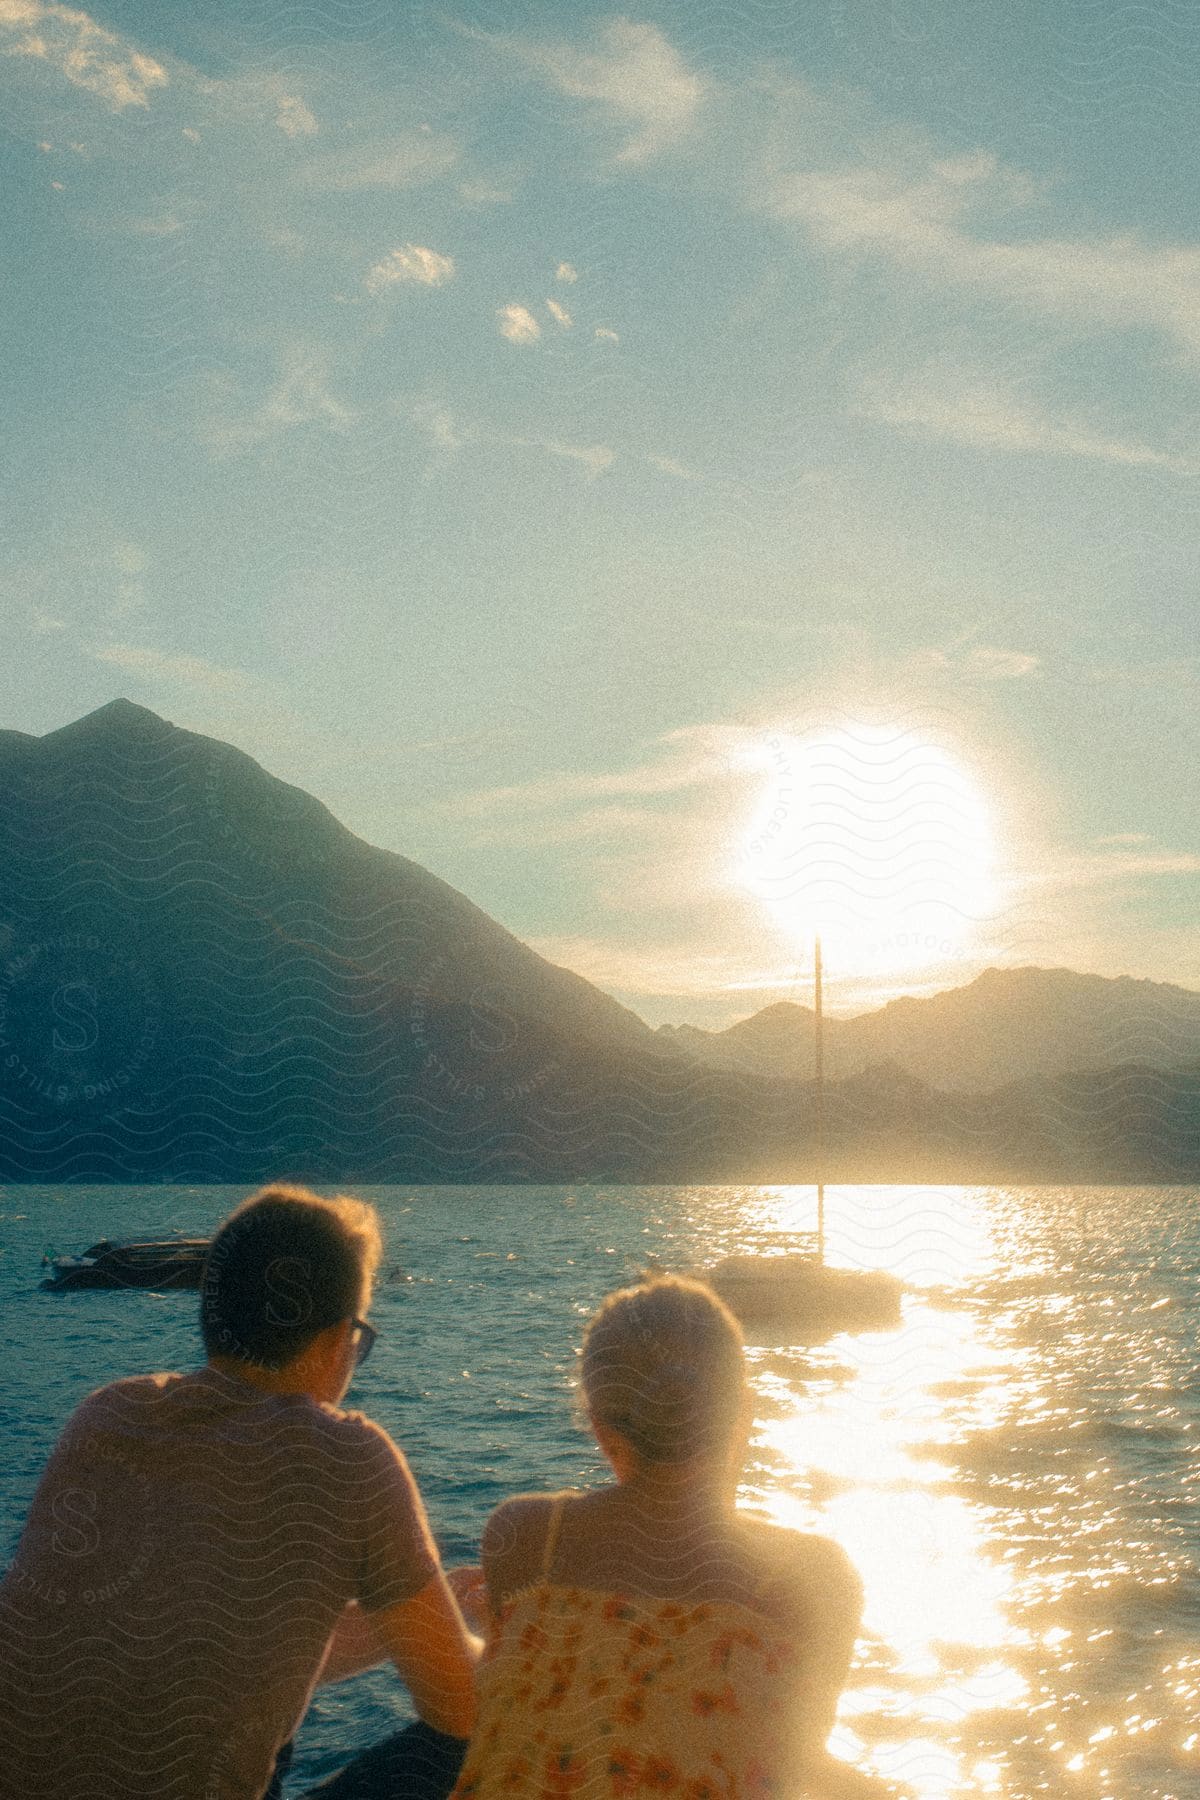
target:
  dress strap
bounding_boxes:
[541,1493,570,1581]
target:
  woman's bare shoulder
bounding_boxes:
[481,1488,585,1593]
[742,1518,864,1620]
[481,1491,561,1558]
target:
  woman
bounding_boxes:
[448,1273,870,1799]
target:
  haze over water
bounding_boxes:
[3,1182,1197,1799]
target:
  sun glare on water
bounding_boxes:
[719,1186,1031,1799]
[737,724,998,979]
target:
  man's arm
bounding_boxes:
[365,1571,483,1740]
[318,1568,490,1687]
[316,1602,387,1686]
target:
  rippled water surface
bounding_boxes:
[2,1184,1198,1798]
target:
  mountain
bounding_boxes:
[656,966,1200,1092]
[0,701,1196,1184]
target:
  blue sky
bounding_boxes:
[3,0,1198,1024]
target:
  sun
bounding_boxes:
[737,724,997,979]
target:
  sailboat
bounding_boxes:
[708,938,903,1342]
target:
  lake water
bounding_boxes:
[1,1183,1198,1799]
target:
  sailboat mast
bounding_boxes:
[814,934,825,1266]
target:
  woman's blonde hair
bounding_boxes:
[580,1273,745,1465]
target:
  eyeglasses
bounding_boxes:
[350,1318,377,1368]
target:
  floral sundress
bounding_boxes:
[448,1529,804,1800]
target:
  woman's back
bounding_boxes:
[448,1489,861,1800]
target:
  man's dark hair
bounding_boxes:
[200,1184,383,1370]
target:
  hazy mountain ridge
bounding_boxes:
[0,702,1196,1183]
[656,966,1200,1093]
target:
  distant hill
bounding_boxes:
[657,966,1200,1092]
[0,701,1196,1183]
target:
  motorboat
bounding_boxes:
[40,1238,210,1292]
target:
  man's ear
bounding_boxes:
[293,1317,352,1390]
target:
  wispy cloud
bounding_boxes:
[911,643,1042,681]
[594,325,619,343]
[89,642,249,693]
[545,297,572,328]
[523,934,759,1004]
[479,16,707,164]
[646,453,699,480]
[365,243,455,293]
[410,400,474,456]
[408,401,609,480]
[497,302,541,344]
[556,262,579,283]
[0,0,168,109]
[445,723,739,818]
[198,346,355,455]
[299,131,458,191]
[763,134,1200,362]
[540,439,612,477]
[862,375,1195,473]
[458,179,511,205]
[275,92,316,137]
[1027,844,1200,890]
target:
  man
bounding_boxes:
[0,1185,481,1799]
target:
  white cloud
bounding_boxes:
[89,643,249,693]
[556,261,578,282]
[112,539,146,577]
[447,724,736,817]
[497,302,541,344]
[764,139,1200,363]
[594,325,620,343]
[963,647,1040,679]
[410,400,474,456]
[199,347,355,455]
[646,453,699,480]
[863,376,1195,473]
[914,644,1041,680]
[484,17,706,163]
[275,92,317,137]
[299,132,458,190]
[543,440,612,477]
[522,934,753,1002]
[458,180,511,205]
[408,403,607,478]
[365,243,455,293]
[1028,844,1200,890]
[0,0,168,109]
[545,297,572,328]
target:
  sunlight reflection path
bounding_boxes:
[705,1186,1030,1798]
